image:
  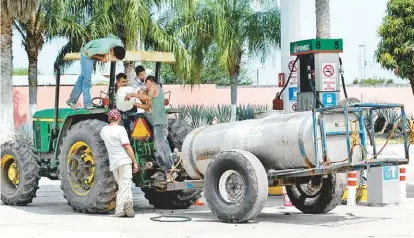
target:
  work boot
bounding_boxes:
[84,105,95,110]
[124,201,135,218]
[66,100,78,110]
[113,212,126,218]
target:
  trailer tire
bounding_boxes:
[204,149,268,223]
[286,173,346,214]
[1,141,40,206]
[141,187,202,209]
[58,119,117,214]
[167,118,194,152]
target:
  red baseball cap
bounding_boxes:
[108,109,121,121]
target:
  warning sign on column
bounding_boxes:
[321,63,336,91]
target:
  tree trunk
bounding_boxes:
[124,61,135,81]
[315,0,331,38]
[0,16,15,143]
[28,58,38,123]
[229,52,242,122]
[25,11,40,129]
[410,76,414,96]
[230,71,239,122]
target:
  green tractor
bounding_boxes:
[1,50,201,213]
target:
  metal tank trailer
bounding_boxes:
[173,103,410,223]
[166,39,411,223]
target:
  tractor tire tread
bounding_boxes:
[1,140,40,206]
[58,119,117,214]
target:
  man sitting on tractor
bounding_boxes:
[124,76,174,174]
[67,34,126,110]
[100,109,139,218]
[131,65,147,93]
[115,72,146,113]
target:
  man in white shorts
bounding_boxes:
[100,109,139,218]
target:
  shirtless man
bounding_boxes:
[124,76,173,171]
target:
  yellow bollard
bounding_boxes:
[268,186,283,196]
[342,185,367,204]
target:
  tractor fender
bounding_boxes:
[52,112,108,166]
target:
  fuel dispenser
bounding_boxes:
[276,38,347,111]
[291,38,344,111]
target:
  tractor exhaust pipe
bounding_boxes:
[53,64,61,137]
[108,62,116,109]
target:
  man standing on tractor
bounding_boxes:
[100,109,139,218]
[124,76,175,175]
[67,34,126,110]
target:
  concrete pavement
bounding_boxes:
[1,145,413,238]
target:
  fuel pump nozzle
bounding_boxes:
[307,59,324,108]
[339,57,348,98]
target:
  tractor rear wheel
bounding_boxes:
[58,119,117,213]
[1,141,40,205]
[139,117,201,210]
[141,187,202,209]
[167,118,194,152]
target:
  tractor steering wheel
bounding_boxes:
[91,97,104,107]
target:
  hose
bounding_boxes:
[150,215,192,222]
[279,56,299,98]
[339,57,348,98]
[307,57,324,107]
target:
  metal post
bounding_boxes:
[155,62,161,86]
[108,62,117,109]
[53,65,61,137]
[281,0,301,113]
[344,106,352,163]
[312,110,320,167]
[359,111,367,159]
[370,110,377,156]
[401,106,409,161]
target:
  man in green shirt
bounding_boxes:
[124,76,174,171]
[67,34,126,110]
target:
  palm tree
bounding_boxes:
[315,0,330,38]
[13,0,66,122]
[170,0,281,121]
[1,0,39,142]
[55,0,194,83]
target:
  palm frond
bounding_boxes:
[1,0,39,22]
[244,5,281,63]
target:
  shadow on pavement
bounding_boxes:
[183,210,391,226]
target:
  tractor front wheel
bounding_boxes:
[58,119,117,213]
[1,141,40,205]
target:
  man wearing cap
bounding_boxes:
[100,109,139,218]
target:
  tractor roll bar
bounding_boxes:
[108,62,117,109]
[53,64,61,137]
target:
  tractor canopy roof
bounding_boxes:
[63,50,176,64]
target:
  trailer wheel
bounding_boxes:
[1,141,40,205]
[286,173,346,214]
[204,149,268,223]
[58,119,117,214]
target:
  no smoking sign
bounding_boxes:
[323,64,335,78]
[288,60,297,72]
[321,63,337,91]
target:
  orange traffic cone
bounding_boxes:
[194,200,204,206]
